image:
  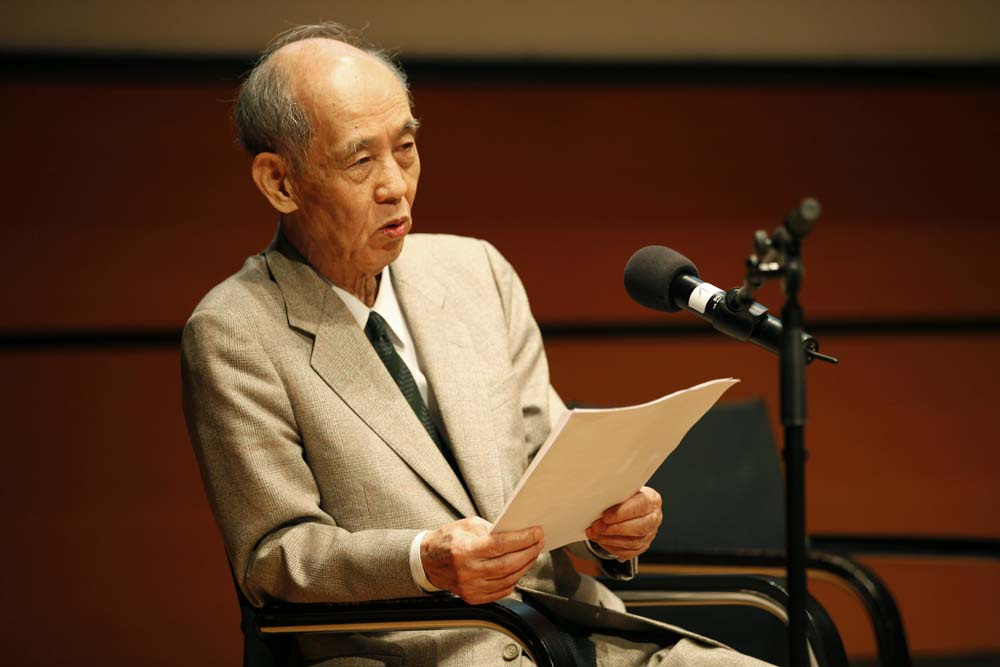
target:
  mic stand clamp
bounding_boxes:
[732,195,819,309]
[726,229,785,311]
[730,199,837,366]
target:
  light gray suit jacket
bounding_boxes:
[181,231,723,665]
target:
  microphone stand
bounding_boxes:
[732,198,824,667]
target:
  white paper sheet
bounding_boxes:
[492,378,739,551]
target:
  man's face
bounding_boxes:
[284,51,420,284]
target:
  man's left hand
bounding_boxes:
[585,486,663,560]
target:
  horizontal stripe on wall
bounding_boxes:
[3,54,1000,86]
[1,317,998,351]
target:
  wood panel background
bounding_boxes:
[1,65,997,664]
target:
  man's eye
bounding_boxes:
[398,142,415,152]
[352,156,373,167]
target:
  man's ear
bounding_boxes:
[250,152,300,214]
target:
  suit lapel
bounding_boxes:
[264,232,476,519]
[392,256,506,523]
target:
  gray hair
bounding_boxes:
[234,21,410,170]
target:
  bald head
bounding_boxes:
[273,39,405,125]
[273,34,368,63]
[234,22,410,171]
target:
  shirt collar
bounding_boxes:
[328,265,407,342]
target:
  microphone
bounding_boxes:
[624,246,835,364]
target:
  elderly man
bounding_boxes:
[182,22,769,667]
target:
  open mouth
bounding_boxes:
[379,218,408,237]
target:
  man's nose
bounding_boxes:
[374,158,408,203]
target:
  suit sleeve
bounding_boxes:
[480,241,636,580]
[182,306,423,607]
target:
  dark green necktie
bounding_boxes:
[364,311,456,469]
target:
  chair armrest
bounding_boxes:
[605,573,848,667]
[639,549,911,667]
[253,596,577,667]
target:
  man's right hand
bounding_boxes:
[420,518,544,604]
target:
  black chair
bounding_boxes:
[632,397,1000,667]
[240,572,847,667]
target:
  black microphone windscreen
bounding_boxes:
[624,246,699,313]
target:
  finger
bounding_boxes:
[482,551,540,590]
[595,535,655,559]
[590,534,649,550]
[464,583,517,605]
[602,488,661,524]
[480,537,544,579]
[586,516,662,541]
[599,496,646,524]
[480,525,543,558]
[450,547,537,598]
[589,512,661,538]
[458,560,533,604]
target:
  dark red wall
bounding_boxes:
[1,68,997,664]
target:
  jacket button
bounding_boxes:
[502,643,521,661]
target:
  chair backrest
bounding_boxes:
[635,398,852,666]
[648,397,785,551]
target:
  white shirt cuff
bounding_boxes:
[409,530,441,593]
